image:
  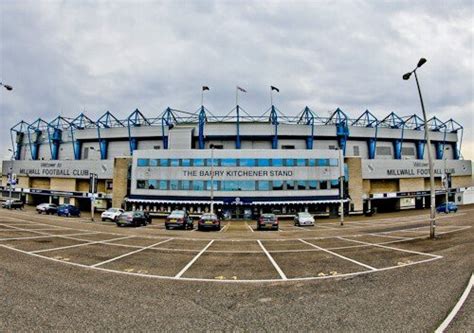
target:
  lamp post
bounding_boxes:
[444,156,449,213]
[403,58,436,239]
[338,148,344,226]
[210,144,215,214]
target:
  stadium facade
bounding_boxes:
[1,105,472,218]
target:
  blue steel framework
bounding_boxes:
[9,106,464,161]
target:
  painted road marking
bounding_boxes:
[175,240,215,278]
[245,222,254,233]
[338,236,442,258]
[29,235,134,254]
[299,239,377,271]
[435,273,474,333]
[0,232,100,242]
[258,240,287,280]
[91,238,173,268]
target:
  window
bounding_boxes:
[329,145,336,150]
[308,180,318,190]
[206,159,217,166]
[148,180,158,189]
[297,181,307,190]
[296,159,306,167]
[193,181,205,191]
[329,159,338,167]
[149,159,159,167]
[182,159,191,167]
[83,147,89,159]
[194,159,205,166]
[153,145,161,150]
[317,159,329,167]
[240,159,256,167]
[258,181,270,191]
[309,159,316,167]
[137,158,149,167]
[170,159,180,167]
[286,180,295,190]
[257,159,270,167]
[281,145,295,149]
[240,181,255,191]
[402,147,415,156]
[285,159,295,167]
[221,158,236,167]
[181,180,191,190]
[353,146,360,156]
[320,181,328,190]
[330,180,339,189]
[211,144,223,149]
[206,181,218,191]
[137,180,146,189]
[222,180,238,191]
[272,180,283,190]
[272,159,283,167]
[170,180,179,190]
[376,146,392,156]
[159,180,168,190]
[159,159,169,166]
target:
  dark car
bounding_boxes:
[36,203,58,214]
[2,199,24,210]
[198,213,221,231]
[436,202,458,214]
[257,213,279,231]
[165,210,193,230]
[57,204,81,217]
[116,211,150,227]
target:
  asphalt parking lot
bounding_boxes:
[0,206,473,331]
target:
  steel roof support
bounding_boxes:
[71,113,96,160]
[326,108,349,155]
[10,120,29,160]
[380,112,405,159]
[127,109,151,154]
[352,110,379,159]
[26,118,50,160]
[269,106,279,149]
[97,111,124,159]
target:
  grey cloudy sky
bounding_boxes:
[0,0,472,160]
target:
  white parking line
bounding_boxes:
[435,273,474,333]
[219,223,230,233]
[91,238,173,268]
[299,239,377,271]
[369,233,413,240]
[245,222,254,233]
[175,240,215,278]
[258,240,287,280]
[29,235,134,254]
[338,236,442,258]
[0,232,100,242]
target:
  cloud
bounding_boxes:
[0,0,472,160]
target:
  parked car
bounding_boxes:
[165,210,193,230]
[257,213,279,231]
[101,207,125,221]
[436,202,458,214]
[57,204,81,217]
[198,213,221,231]
[116,211,150,227]
[294,212,315,226]
[36,203,58,214]
[2,199,24,210]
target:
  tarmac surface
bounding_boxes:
[0,206,473,331]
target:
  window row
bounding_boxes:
[137,158,339,167]
[136,179,340,191]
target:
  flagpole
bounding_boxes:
[236,86,238,106]
[270,87,273,106]
[201,89,204,106]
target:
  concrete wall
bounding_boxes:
[346,157,363,213]
[112,157,131,208]
[399,178,424,192]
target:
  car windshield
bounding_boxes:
[108,208,119,212]
[299,213,312,218]
[262,214,276,221]
[169,210,185,218]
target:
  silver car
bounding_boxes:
[294,212,315,226]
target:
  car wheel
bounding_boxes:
[116,223,121,227]
[165,226,170,230]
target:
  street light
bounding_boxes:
[1,82,13,91]
[403,58,437,239]
[209,144,215,214]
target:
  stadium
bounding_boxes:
[1,104,472,218]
